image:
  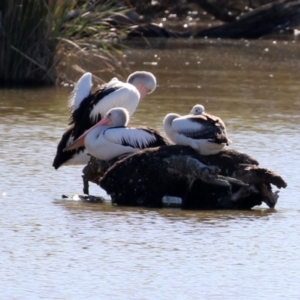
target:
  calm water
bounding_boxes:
[1,38,300,299]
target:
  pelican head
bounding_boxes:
[127,71,157,100]
[63,107,130,152]
[190,104,205,115]
[97,107,130,127]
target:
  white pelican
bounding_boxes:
[190,104,231,137]
[52,71,157,169]
[163,104,232,155]
[64,107,169,161]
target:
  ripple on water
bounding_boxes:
[1,40,300,299]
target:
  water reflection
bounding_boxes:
[0,38,300,299]
[57,198,279,221]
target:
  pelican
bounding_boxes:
[163,104,232,155]
[52,71,157,169]
[190,104,231,137]
[64,107,169,161]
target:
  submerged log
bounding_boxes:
[126,0,300,39]
[194,0,300,39]
[127,23,191,38]
[82,145,287,210]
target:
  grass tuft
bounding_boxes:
[0,0,129,87]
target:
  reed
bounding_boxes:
[0,0,126,86]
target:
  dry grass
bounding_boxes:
[0,0,129,86]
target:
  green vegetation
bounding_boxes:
[0,0,127,86]
[2,0,288,86]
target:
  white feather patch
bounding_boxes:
[63,149,90,165]
[104,128,157,149]
[89,84,140,123]
[68,72,92,111]
[172,117,205,134]
[106,77,120,88]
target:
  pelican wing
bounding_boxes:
[172,116,206,135]
[52,125,85,169]
[184,126,229,143]
[70,85,121,139]
[68,72,92,113]
[103,127,164,149]
[172,115,230,144]
[89,83,140,122]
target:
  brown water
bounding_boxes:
[1,38,300,299]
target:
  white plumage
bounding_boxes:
[64,107,168,161]
[163,104,232,155]
[53,71,157,169]
[68,72,92,112]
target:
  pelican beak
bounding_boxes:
[136,83,148,100]
[96,116,113,126]
[63,116,112,152]
[63,133,87,152]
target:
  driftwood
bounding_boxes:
[127,0,300,39]
[194,0,300,39]
[128,23,191,38]
[82,145,287,210]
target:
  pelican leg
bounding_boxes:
[83,176,89,195]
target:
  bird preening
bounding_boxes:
[52,70,157,169]
[61,103,232,162]
[52,71,157,194]
[163,104,232,155]
[52,72,286,209]
[63,107,170,161]
[53,72,234,198]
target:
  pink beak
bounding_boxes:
[63,116,112,152]
[63,132,86,152]
[95,116,113,126]
[136,83,148,100]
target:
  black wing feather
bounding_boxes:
[53,85,121,169]
[187,114,229,144]
[52,126,85,169]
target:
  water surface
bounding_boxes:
[1,38,300,299]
